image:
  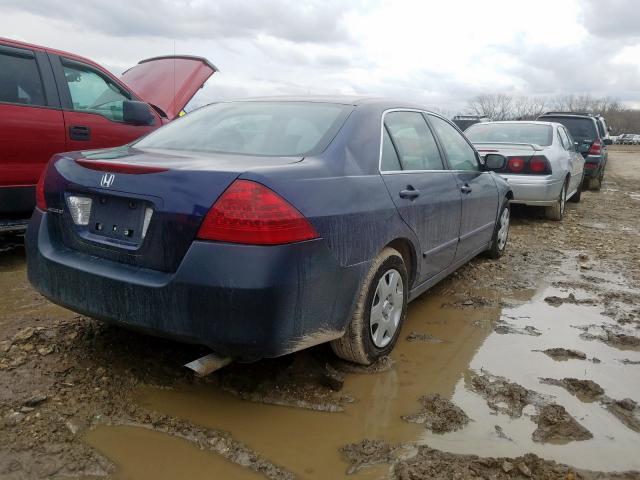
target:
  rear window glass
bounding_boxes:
[135,101,352,156]
[466,123,553,146]
[539,117,598,143]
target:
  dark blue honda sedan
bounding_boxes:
[27,96,512,364]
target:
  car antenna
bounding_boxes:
[173,40,176,117]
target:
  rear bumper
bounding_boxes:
[498,174,563,206]
[27,210,365,360]
[583,154,605,179]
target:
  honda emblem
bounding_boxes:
[100,173,115,188]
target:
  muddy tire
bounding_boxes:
[568,173,583,203]
[588,168,603,191]
[545,179,567,221]
[331,247,408,365]
[485,200,510,259]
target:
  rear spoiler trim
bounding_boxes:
[472,142,544,151]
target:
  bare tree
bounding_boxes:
[464,93,640,133]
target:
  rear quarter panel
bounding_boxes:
[239,104,421,273]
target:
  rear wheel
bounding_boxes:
[568,173,583,203]
[331,247,408,365]
[545,180,567,221]
[588,167,604,191]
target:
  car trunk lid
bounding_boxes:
[46,147,301,272]
[120,56,217,120]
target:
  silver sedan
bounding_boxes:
[465,121,585,220]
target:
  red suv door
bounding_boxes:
[0,43,65,215]
[49,54,160,152]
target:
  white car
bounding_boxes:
[465,121,585,221]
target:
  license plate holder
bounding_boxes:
[89,195,148,244]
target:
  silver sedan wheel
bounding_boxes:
[497,207,509,251]
[559,183,566,216]
[370,269,403,348]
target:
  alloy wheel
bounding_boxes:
[497,207,509,251]
[370,269,403,348]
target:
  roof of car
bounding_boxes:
[539,112,599,120]
[228,95,435,110]
[0,36,103,71]
[471,120,558,127]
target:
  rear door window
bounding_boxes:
[381,127,402,171]
[557,127,568,150]
[0,49,46,106]
[383,111,444,171]
[62,60,130,121]
[428,114,479,171]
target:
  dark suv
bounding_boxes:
[536,112,610,190]
[452,115,489,131]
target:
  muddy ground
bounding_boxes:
[1,149,639,479]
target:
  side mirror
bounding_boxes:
[484,154,507,171]
[123,100,155,126]
[603,138,612,145]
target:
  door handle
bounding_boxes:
[69,125,91,141]
[460,184,472,194]
[399,187,420,200]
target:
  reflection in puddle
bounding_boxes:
[422,287,640,471]
[85,425,261,479]
[91,284,640,477]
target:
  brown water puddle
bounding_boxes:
[87,291,501,479]
[85,425,261,479]
[83,277,640,477]
[422,287,640,471]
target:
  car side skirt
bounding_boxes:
[408,241,491,302]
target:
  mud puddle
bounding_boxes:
[85,425,261,479]
[87,281,640,477]
[91,291,502,479]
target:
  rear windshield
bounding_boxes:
[465,123,553,146]
[539,117,598,143]
[135,101,352,156]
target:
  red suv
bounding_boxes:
[0,37,216,232]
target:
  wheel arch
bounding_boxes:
[385,237,417,288]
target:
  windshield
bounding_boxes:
[465,123,553,146]
[135,101,352,156]
[539,117,598,143]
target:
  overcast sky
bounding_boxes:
[2,0,640,112]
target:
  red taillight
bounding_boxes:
[529,156,548,173]
[197,180,319,245]
[36,171,47,211]
[505,155,550,174]
[75,159,168,174]
[588,140,601,155]
[507,157,525,173]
